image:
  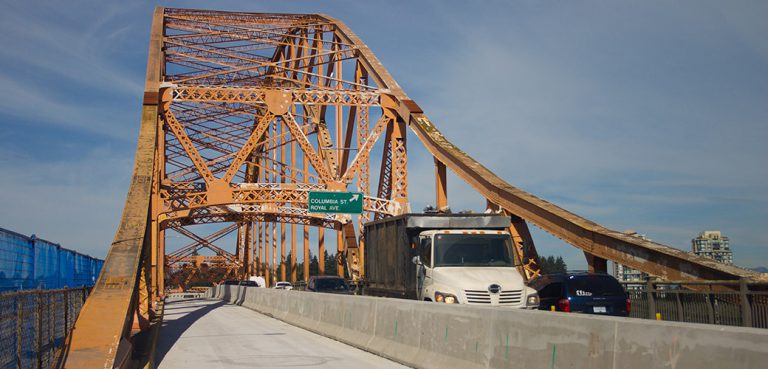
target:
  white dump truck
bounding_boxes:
[362,214,539,308]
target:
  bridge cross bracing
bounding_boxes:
[59,7,765,368]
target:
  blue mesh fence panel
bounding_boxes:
[0,228,102,292]
[33,240,60,290]
[59,251,75,289]
[0,230,34,292]
[73,254,86,287]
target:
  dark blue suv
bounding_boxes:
[528,272,630,317]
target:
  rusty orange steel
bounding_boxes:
[62,7,765,369]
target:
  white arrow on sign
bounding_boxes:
[350,194,360,202]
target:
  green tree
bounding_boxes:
[538,255,567,274]
[324,250,338,276]
[309,254,319,276]
[554,256,567,273]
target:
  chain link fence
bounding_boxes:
[0,287,89,369]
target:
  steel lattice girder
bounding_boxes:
[159,183,400,216]
[64,7,765,369]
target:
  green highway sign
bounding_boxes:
[308,191,363,214]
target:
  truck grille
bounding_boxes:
[499,290,523,304]
[464,289,523,305]
[465,290,492,304]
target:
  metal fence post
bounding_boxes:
[16,297,22,369]
[37,290,43,369]
[739,278,753,327]
[64,288,69,333]
[705,289,715,324]
[675,290,684,322]
[646,278,656,320]
[49,291,54,364]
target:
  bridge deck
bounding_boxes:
[155,298,407,369]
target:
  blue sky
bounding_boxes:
[1,1,766,270]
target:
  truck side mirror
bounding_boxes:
[412,256,421,265]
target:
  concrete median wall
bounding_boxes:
[214,285,768,369]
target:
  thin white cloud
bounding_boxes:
[0,5,144,96]
[0,74,137,139]
[1,0,765,270]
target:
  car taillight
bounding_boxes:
[626,298,631,314]
[557,298,570,312]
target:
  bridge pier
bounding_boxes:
[584,251,608,273]
[434,157,448,211]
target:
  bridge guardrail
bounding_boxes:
[0,286,90,369]
[622,279,768,328]
[216,284,768,369]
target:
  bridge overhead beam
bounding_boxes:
[325,10,762,282]
[406,113,762,282]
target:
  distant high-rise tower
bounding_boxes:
[692,231,733,265]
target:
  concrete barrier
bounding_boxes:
[216,285,768,369]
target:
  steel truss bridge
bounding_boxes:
[61,7,765,368]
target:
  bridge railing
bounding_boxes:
[0,286,90,369]
[622,279,768,328]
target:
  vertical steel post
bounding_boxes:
[64,288,69,334]
[318,228,325,275]
[16,297,22,369]
[390,119,408,207]
[303,225,309,282]
[337,231,344,277]
[290,121,297,283]
[49,291,54,363]
[291,223,297,283]
[235,224,242,278]
[272,221,277,285]
[265,223,271,288]
[280,119,287,283]
[37,290,43,369]
[281,223,286,282]
[158,228,165,297]
[251,222,257,278]
[705,286,715,324]
[303,144,309,282]
[675,290,684,322]
[740,278,753,327]
[646,278,657,320]
[434,157,447,210]
[257,222,262,277]
[244,223,252,278]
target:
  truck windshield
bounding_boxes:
[433,234,515,267]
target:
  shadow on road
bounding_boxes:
[154,299,227,367]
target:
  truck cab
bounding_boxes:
[413,229,538,308]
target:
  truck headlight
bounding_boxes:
[527,293,539,307]
[435,291,459,304]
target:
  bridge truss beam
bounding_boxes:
[63,7,764,369]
